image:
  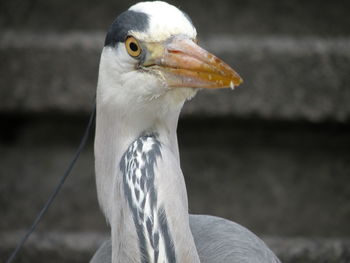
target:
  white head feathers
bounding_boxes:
[129,1,197,42]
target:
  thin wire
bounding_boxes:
[6,105,96,263]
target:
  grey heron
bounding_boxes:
[92,1,281,262]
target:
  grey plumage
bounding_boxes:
[93,1,281,262]
[121,134,175,263]
[91,215,281,263]
[191,215,280,263]
[105,10,150,47]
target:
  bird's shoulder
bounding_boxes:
[90,214,281,263]
[190,214,281,263]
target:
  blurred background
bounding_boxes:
[1,0,350,262]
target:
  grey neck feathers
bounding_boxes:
[94,103,200,263]
[120,133,176,263]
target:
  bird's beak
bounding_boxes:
[142,36,243,89]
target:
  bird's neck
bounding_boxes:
[95,99,200,263]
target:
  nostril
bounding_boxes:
[168,50,182,54]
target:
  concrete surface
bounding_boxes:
[1,117,349,237]
[1,0,349,261]
[1,116,349,262]
[1,231,105,263]
[1,0,349,36]
[1,231,350,263]
[1,32,350,122]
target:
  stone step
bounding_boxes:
[1,31,350,122]
[1,116,349,237]
[1,0,349,36]
[1,231,349,263]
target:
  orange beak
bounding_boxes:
[142,35,243,89]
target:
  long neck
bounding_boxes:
[94,98,200,263]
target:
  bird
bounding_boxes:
[91,1,281,263]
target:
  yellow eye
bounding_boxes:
[125,36,142,57]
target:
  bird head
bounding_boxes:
[97,1,242,117]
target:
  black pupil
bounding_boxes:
[129,42,138,52]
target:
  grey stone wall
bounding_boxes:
[1,0,349,262]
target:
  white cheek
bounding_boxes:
[99,45,167,106]
[100,44,135,76]
[115,43,138,72]
[121,71,166,102]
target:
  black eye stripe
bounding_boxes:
[104,10,149,47]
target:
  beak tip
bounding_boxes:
[232,76,243,88]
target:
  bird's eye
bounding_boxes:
[125,36,142,57]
